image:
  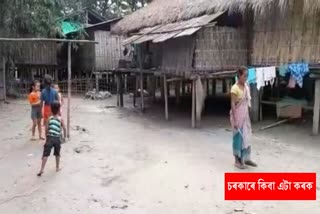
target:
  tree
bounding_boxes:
[0,0,65,37]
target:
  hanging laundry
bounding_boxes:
[247,68,256,84]
[287,76,296,89]
[256,67,265,90]
[288,63,309,88]
[263,66,276,85]
[279,65,289,77]
[235,68,256,85]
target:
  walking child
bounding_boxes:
[37,101,66,177]
[28,80,44,140]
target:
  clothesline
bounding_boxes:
[242,62,310,90]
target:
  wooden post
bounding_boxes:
[2,57,6,101]
[152,75,156,103]
[134,75,138,107]
[192,79,196,128]
[313,79,320,135]
[137,45,144,112]
[160,77,164,101]
[120,74,124,107]
[124,74,128,93]
[259,88,264,121]
[164,74,169,120]
[67,42,71,138]
[116,74,120,106]
[212,79,216,96]
[250,84,259,123]
[206,79,210,96]
[140,72,144,112]
[95,73,99,91]
[176,81,181,105]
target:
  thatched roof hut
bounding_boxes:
[113,0,320,69]
[112,0,255,77]
[113,0,320,35]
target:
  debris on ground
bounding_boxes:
[73,125,88,133]
[234,208,244,212]
[111,205,128,210]
[73,145,93,154]
[184,185,189,189]
[85,89,112,100]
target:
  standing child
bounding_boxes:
[28,80,44,140]
[53,84,63,115]
[37,101,66,177]
[41,75,58,134]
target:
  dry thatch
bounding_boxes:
[112,0,320,34]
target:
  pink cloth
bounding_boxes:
[287,76,296,88]
[230,83,252,149]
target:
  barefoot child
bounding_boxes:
[53,84,63,115]
[28,80,44,140]
[37,101,66,176]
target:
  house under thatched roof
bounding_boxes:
[112,0,320,35]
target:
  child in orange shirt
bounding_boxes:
[29,80,44,140]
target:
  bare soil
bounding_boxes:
[0,96,319,214]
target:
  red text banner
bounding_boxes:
[225,173,316,200]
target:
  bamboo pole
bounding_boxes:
[120,74,124,107]
[2,57,6,101]
[0,38,97,43]
[116,74,120,106]
[192,79,196,128]
[134,75,138,107]
[164,74,169,120]
[313,79,320,135]
[67,42,71,138]
[140,72,144,112]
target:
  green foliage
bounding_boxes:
[0,0,149,38]
[0,0,65,37]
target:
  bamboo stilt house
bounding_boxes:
[112,0,248,78]
[111,0,320,133]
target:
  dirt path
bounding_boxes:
[0,98,319,214]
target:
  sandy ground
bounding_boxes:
[0,96,320,214]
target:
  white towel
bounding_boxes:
[264,66,276,85]
[256,67,265,90]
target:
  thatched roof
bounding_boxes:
[112,0,320,34]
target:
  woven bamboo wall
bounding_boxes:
[75,42,95,71]
[161,36,195,76]
[95,31,124,71]
[252,0,320,65]
[194,26,248,71]
[15,42,57,65]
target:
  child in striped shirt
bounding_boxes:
[37,101,66,177]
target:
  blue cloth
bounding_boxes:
[288,63,309,88]
[279,65,289,77]
[247,68,256,84]
[235,68,256,84]
[233,129,251,161]
[41,87,58,105]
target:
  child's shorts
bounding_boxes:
[43,136,61,157]
[31,106,42,120]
